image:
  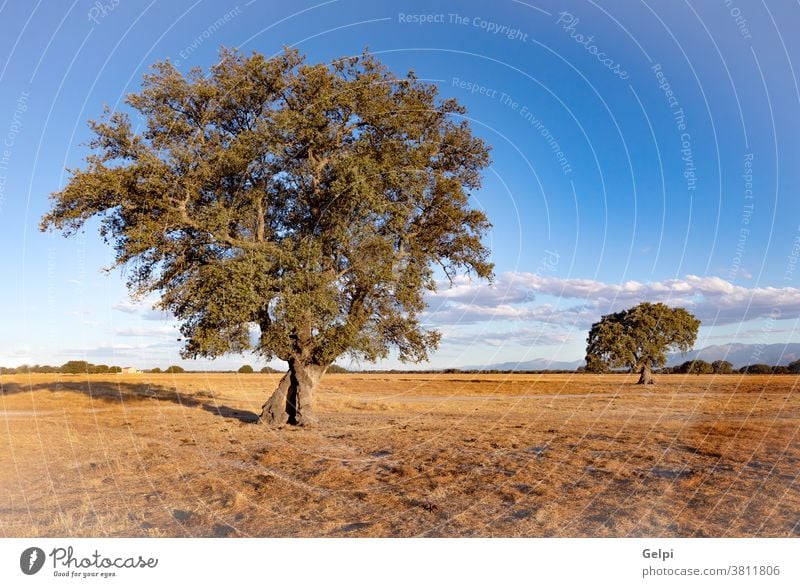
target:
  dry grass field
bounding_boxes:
[1,372,798,537]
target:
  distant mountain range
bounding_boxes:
[469,343,800,371]
[665,343,800,368]
[466,358,584,371]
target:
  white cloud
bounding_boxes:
[112,299,171,321]
[0,349,33,365]
[425,272,800,329]
[443,326,575,348]
[114,325,177,337]
[112,301,139,314]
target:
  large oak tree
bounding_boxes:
[585,302,699,384]
[41,48,493,426]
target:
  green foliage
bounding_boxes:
[61,360,91,374]
[150,367,162,373]
[260,366,279,373]
[585,302,700,373]
[0,364,60,374]
[584,354,609,374]
[739,364,772,374]
[676,359,714,374]
[711,360,733,374]
[165,365,185,373]
[326,364,348,374]
[41,48,493,373]
[109,366,122,373]
[238,364,254,374]
[787,359,800,374]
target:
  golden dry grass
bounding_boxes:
[1,372,798,537]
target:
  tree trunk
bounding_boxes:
[260,360,325,427]
[638,362,655,385]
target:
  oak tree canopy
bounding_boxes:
[41,48,493,426]
[585,302,699,384]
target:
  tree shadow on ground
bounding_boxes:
[0,380,260,424]
[202,404,260,423]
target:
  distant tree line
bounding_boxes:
[659,358,800,375]
[0,361,124,374]
[357,368,579,374]
[3,360,798,376]
[0,362,292,375]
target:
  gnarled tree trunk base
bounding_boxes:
[260,362,324,427]
[638,365,655,385]
[260,371,292,427]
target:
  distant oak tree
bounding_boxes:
[711,360,734,374]
[739,364,772,374]
[61,360,90,374]
[41,48,493,426]
[585,302,699,384]
[676,359,713,375]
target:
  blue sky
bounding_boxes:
[1,0,799,370]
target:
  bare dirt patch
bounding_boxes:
[1,373,798,537]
